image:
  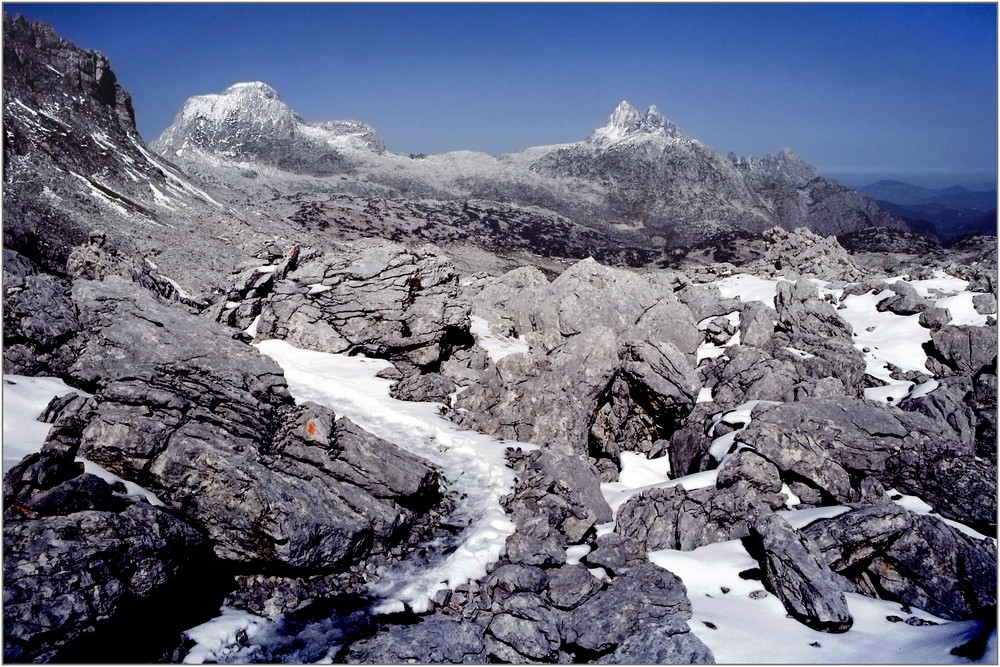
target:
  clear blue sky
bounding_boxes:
[5,3,997,187]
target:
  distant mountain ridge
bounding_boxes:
[856,180,996,239]
[153,86,905,250]
[856,180,996,210]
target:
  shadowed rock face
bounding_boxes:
[3,448,215,663]
[802,503,998,622]
[747,513,854,633]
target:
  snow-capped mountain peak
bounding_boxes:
[153,81,385,172]
[590,100,685,145]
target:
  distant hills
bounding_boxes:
[855,180,996,240]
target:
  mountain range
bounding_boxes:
[150,80,903,257]
[855,180,996,240]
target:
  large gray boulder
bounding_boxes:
[524,258,700,357]
[925,324,997,376]
[3,449,210,663]
[484,592,562,662]
[456,327,699,472]
[615,480,785,552]
[503,448,613,547]
[876,280,929,315]
[802,503,997,622]
[734,397,996,529]
[748,513,853,633]
[251,241,470,368]
[63,277,441,569]
[560,560,700,657]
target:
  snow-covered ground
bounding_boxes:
[711,270,993,405]
[255,339,530,614]
[652,539,995,664]
[602,449,996,664]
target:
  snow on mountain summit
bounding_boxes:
[590,100,685,145]
[152,81,385,173]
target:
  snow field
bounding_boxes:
[255,339,532,613]
[651,540,994,664]
[710,271,993,404]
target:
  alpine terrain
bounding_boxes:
[3,15,997,665]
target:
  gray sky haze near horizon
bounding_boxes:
[6,3,997,189]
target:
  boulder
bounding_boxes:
[734,397,996,529]
[503,448,613,545]
[740,300,777,347]
[615,481,785,552]
[544,564,604,610]
[925,325,997,375]
[3,455,212,663]
[747,513,853,633]
[561,560,694,656]
[457,328,699,469]
[63,277,442,569]
[803,503,997,622]
[918,306,952,330]
[484,593,562,662]
[596,621,715,664]
[526,257,700,357]
[876,281,928,315]
[252,241,470,368]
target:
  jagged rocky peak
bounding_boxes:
[153,81,385,163]
[728,147,819,187]
[590,100,685,145]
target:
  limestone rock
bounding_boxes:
[748,513,853,633]
[803,503,997,622]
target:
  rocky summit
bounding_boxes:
[2,14,997,665]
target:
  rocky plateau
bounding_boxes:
[2,14,997,665]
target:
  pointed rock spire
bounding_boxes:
[590,101,684,145]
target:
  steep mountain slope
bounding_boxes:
[1,16,268,293]
[153,81,384,177]
[154,87,905,251]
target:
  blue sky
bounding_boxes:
[6,3,997,187]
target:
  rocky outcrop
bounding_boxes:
[453,258,700,477]
[758,227,867,282]
[60,277,442,570]
[734,398,996,530]
[503,448,613,545]
[345,617,488,664]
[925,324,998,376]
[615,479,786,552]
[232,241,471,369]
[3,448,214,663]
[747,513,853,633]
[802,503,997,622]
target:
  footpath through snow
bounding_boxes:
[254,339,530,614]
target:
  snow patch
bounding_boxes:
[469,315,530,363]
[650,540,993,664]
